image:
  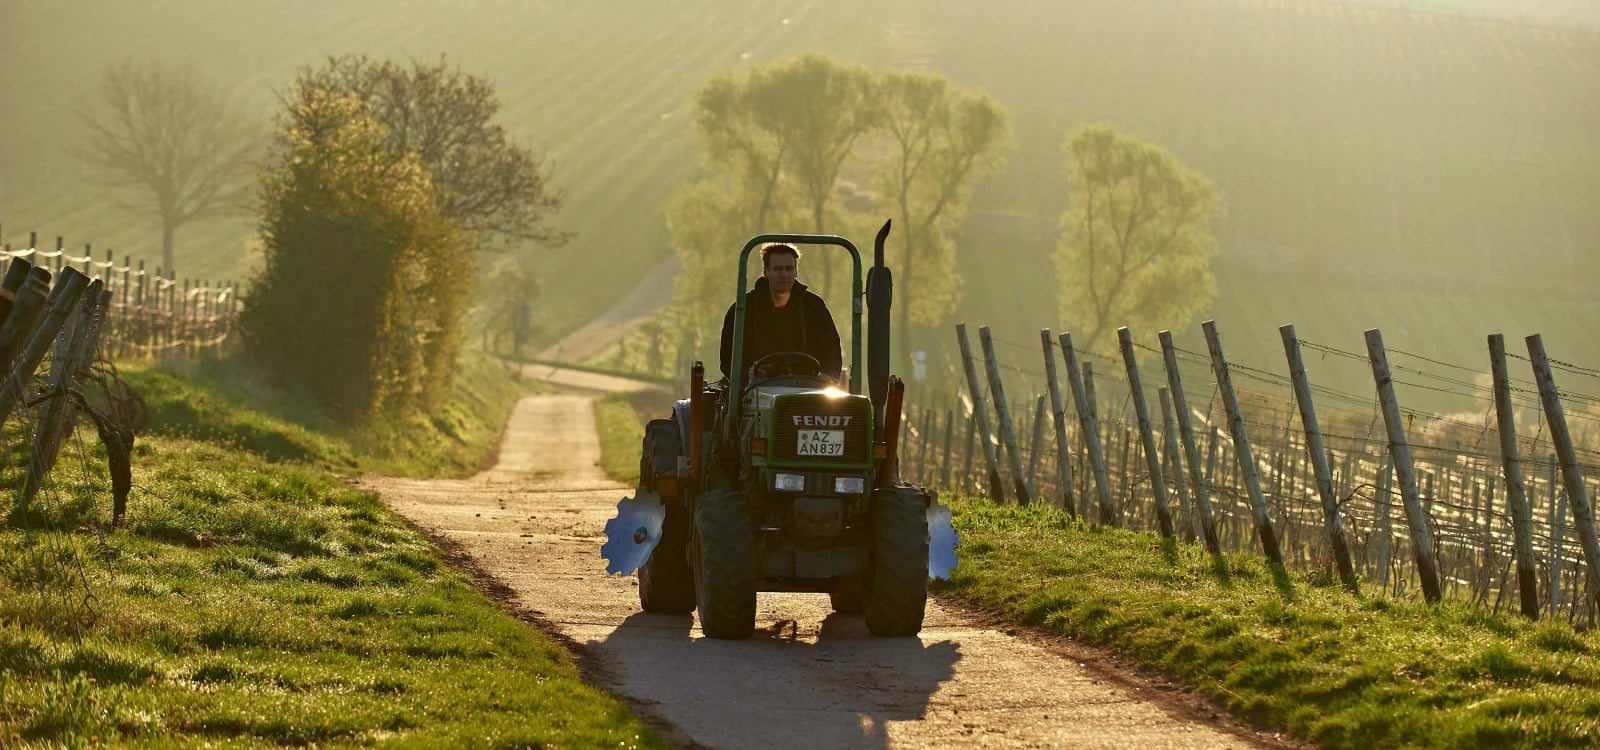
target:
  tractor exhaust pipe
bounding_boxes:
[866,220,893,431]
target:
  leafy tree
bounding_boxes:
[1054,125,1223,354]
[242,86,469,419]
[873,71,1011,367]
[662,175,774,369]
[480,254,542,358]
[74,60,259,273]
[688,55,877,302]
[292,55,569,248]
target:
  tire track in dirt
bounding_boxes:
[360,373,1298,749]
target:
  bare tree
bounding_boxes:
[75,60,259,273]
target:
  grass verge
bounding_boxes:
[940,498,1600,749]
[0,355,664,747]
[594,392,645,485]
[121,351,536,478]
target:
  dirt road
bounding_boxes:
[362,379,1290,749]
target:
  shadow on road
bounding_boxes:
[590,609,961,749]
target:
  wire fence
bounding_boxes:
[0,226,240,363]
[899,320,1600,625]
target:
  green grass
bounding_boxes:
[0,357,663,747]
[940,497,1600,749]
[584,382,1600,745]
[120,351,534,478]
[593,392,645,485]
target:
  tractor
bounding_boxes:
[602,222,957,639]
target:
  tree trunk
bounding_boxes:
[161,218,177,276]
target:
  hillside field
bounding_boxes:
[2,0,1596,386]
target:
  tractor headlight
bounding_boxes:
[774,473,806,492]
[833,476,865,495]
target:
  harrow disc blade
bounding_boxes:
[601,490,666,576]
[927,499,959,581]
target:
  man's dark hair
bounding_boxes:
[760,243,800,268]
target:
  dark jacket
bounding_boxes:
[719,277,842,381]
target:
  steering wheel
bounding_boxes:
[749,351,823,381]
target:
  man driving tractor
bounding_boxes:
[603,225,956,640]
[719,243,842,381]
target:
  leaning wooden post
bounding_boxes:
[1280,324,1358,589]
[0,269,92,428]
[979,326,1032,505]
[1158,330,1221,554]
[1526,334,1600,613]
[1159,386,1198,542]
[0,267,53,371]
[1365,328,1443,603]
[1040,329,1077,515]
[21,282,106,509]
[956,323,1004,502]
[1203,320,1283,565]
[1118,327,1175,539]
[1060,333,1118,525]
[1488,334,1542,618]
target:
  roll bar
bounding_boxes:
[727,234,863,431]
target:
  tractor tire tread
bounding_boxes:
[694,491,757,639]
[866,486,929,637]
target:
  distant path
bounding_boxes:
[361,365,1292,749]
[537,254,678,364]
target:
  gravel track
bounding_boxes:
[360,370,1296,749]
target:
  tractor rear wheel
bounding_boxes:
[692,490,757,639]
[866,486,929,637]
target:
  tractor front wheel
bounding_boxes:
[865,486,929,637]
[692,490,757,639]
[639,502,695,613]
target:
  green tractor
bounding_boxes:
[603,223,957,639]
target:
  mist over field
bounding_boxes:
[1,0,1596,410]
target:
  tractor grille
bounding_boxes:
[772,395,873,464]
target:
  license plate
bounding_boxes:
[796,429,845,457]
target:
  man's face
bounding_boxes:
[765,252,798,295]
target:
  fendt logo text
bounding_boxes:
[792,415,853,427]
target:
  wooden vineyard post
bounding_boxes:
[1160,386,1198,542]
[955,324,1003,501]
[1377,453,1394,590]
[1488,333,1542,618]
[917,406,934,483]
[1027,395,1046,500]
[1526,334,1600,613]
[1158,330,1221,554]
[941,408,955,490]
[979,327,1032,505]
[1280,324,1358,589]
[1203,321,1283,565]
[1365,328,1443,603]
[1060,333,1118,525]
[961,412,976,494]
[1550,461,1566,614]
[1118,328,1174,539]
[1041,329,1077,515]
